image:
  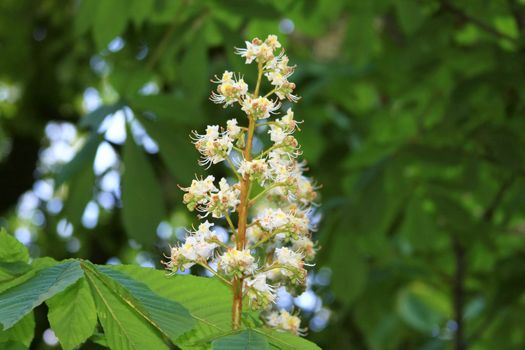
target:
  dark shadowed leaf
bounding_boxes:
[121,129,165,246]
[79,102,124,131]
[93,0,128,51]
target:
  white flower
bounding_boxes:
[218,249,258,276]
[257,208,290,232]
[292,176,318,205]
[164,246,194,272]
[265,309,304,335]
[181,221,220,261]
[267,150,297,183]
[192,125,233,167]
[275,81,299,102]
[180,175,217,211]
[288,211,311,236]
[210,71,248,107]
[207,178,241,218]
[237,159,270,183]
[246,224,265,244]
[241,96,281,120]
[245,273,276,309]
[292,236,316,260]
[226,118,242,138]
[269,125,289,144]
[275,247,304,277]
[181,176,240,218]
[164,221,220,272]
[192,221,218,241]
[265,35,281,50]
[235,39,260,64]
[276,108,300,131]
[235,36,278,64]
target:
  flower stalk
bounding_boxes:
[165,35,318,336]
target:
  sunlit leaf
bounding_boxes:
[94,265,195,339]
[0,261,84,329]
[0,313,34,348]
[212,330,268,350]
[46,278,97,350]
[0,229,29,264]
[84,264,168,350]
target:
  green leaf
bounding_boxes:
[110,66,151,98]
[63,161,96,225]
[74,0,99,36]
[0,258,58,294]
[0,340,27,350]
[0,262,31,282]
[56,133,101,188]
[0,313,35,348]
[180,31,208,102]
[260,330,321,350]
[399,196,438,251]
[121,128,165,246]
[328,235,367,306]
[83,264,169,350]
[0,261,84,329]
[138,115,197,183]
[0,229,29,263]
[131,94,200,125]
[395,1,428,35]
[94,265,195,339]
[0,271,37,295]
[397,282,451,333]
[345,5,375,67]
[46,278,97,350]
[111,265,232,348]
[110,266,320,350]
[79,102,124,130]
[214,0,280,19]
[128,0,155,26]
[93,0,128,51]
[212,330,268,350]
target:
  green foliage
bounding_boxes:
[121,125,166,247]
[0,313,34,349]
[211,330,268,350]
[112,265,320,350]
[2,0,525,348]
[0,261,83,329]
[85,265,170,350]
[94,265,195,340]
[0,238,316,349]
[46,278,97,350]
[0,229,29,264]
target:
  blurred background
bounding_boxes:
[1,0,525,349]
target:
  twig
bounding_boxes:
[440,1,521,45]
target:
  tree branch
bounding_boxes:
[440,1,521,45]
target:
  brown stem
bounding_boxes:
[231,276,243,330]
[231,62,262,330]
